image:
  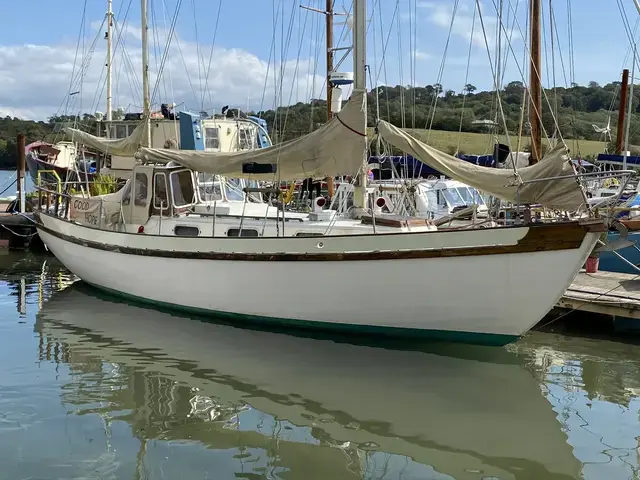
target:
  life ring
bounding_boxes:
[603,177,620,189]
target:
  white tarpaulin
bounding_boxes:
[69,186,126,230]
[377,120,586,210]
[135,92,367,180]
[69,196,102,227]
[65,122,147,157]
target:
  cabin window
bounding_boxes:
[174,225,200,237]
[197,173,223,202]
[128,125,137,136]
[227,228,259,237]
[170,170,196,207]
[225,178,245,202]
[134,172,149,206]
[205,127,220,149]
[295,232,324,237]
[153,173,169,210]
[424,190,437,209]
[238,127,253,150]
[116,124,128,138]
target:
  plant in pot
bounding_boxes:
[585,231,608,273]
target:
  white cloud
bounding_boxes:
[0,24,325,121]
[414,49,431,60]
[418,0,522,49]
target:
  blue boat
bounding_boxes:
[597,193,640,274]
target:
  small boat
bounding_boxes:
[25,140,96,185]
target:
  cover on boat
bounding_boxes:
[135,92,367,180]
[377,120,587,210]
[64,122,147,157]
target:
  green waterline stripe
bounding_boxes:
[83,281,520,347]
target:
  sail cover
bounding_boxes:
[377,120,586,210]
[135,92,367,180]
[64,122,147,157]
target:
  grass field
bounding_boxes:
[373,128,608,159]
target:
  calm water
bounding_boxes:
[1,253,640,479]
[0,169,34,197]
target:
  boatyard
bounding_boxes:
[4,0,640,477]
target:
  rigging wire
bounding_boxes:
[424,0,461,140]
[456,0,478,156]
[160,0,198,110]
[189,0,205,111]
[149,0,184,109]
[374,0,398,123]
[474,0,515,173]
[201,0,224,111]
[489,0,563,151]
[279,0,312,139]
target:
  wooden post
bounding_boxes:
[325,0,335,199]
[528,0,542,164]
[616,69,630,154]
[17,133,26,214]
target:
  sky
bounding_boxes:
[0,0,638,120]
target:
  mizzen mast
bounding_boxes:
[528,0,542,164]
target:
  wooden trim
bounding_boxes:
[36,216,594,262]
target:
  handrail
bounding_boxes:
[36,170,62,194]
[514,169,636,186]
[512,168,637,223]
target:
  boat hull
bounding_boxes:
[598,231,640,274]
[25,153,94,185]
[35,213,602,346]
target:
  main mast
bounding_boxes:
[351,0,367,210]
[106,0,113,123]
[325,0,335,198]
[141,0,151,147]
[528,0,542,164]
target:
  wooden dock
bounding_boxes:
[0,202,42,250]
[557,271,640,319]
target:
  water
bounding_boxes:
[1,253,640,479]
[0,170,35,198]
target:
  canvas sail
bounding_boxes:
[135,92,367,180]
[64,122,147,157]
[377,120,586,210]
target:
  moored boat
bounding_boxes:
[33,0,613,346]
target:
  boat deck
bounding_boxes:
[557,270,640,319]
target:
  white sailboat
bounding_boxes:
[34,0,606,346]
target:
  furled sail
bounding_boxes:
[136,92,367,180]
[377,120,586,210]
[64,122,147,157]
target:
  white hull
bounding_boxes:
[36,213,601,345]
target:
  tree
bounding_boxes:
[588,81,600,89]
[464,84,477,95]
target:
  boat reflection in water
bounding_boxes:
[35,283,583,479]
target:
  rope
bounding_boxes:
[538,241,640,329]
[0,224,38,238]
[0,178,16,197]
[537,271,640,330]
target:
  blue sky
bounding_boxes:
[0,0,638,120]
